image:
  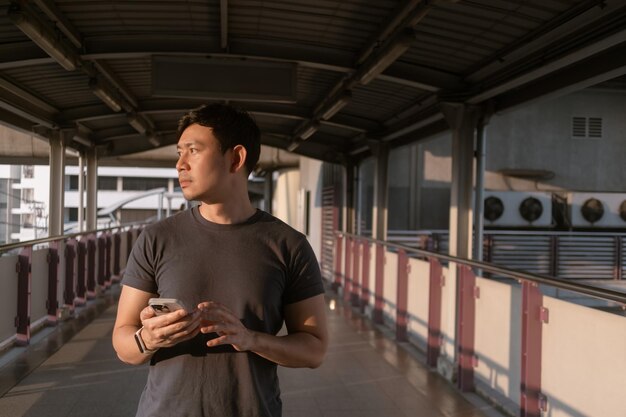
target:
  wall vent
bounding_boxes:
[572,116,602,138]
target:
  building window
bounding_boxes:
[123,177,169,191]
[67,175,79,191]
[98,176,118,190]
[572,116,602,138]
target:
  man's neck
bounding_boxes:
[198,200,256,225]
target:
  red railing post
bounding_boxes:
[396,249,409,342]
[112,232,121,281]
[75,239,87,305]
[351,238,360,307]
[87,235,97,299]
[64,239,76,313]
[521,281,544,417]
[46,241,60,324]
[16,246,32,345]
[457,265,476,391]
[104,232,112,286]
[427,257,443,367]
[360,240,370,313]
[343,236,352,304]
[333,234,343,292]
[97,234,106,289]
[372,242,385,324]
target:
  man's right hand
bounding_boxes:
[139,306,202,351]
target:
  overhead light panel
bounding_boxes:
[89,78,123,112]
[299,122,319,140]
[319,92,352,120]
[127,112,149,134]
[148,134,161,147]
[286,140,301,152]
[8,5,78,71]
[359,29,414,85]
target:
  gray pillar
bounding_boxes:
[370,142,389,241]
[437,102,480,381]
[85,148,98,231]
[264,170,274,214]
[441,103,480,260]
[48,131,66,237]
[78,153,85,232]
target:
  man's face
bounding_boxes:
[176,123,231,203]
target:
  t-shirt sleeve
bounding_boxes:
[122,229,159,294]
[283,235,325,304]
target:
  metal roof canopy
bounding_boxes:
[0,0,625,169]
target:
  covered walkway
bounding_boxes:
[0,285,501,417]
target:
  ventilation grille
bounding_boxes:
[572,116,602,138]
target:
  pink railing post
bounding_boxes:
[97,234,106,289]
[112,232,121,281]
[15,245,32,345]
[396,249,409,342]
[457,265,477,392]
[75,239,87,305]
[343,236,352,304]
[86,236,97,299]
[372,242,385,324]
[64,239,76,313]
[333,234,343,292]
[104,233,112,286]
[521,281,545,417]
[351,238,360,307]
[360,240,370,313]
[427,257,443,367]
[46,241,60,324]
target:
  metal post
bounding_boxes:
[76,239,87,305]
[343,236,352,303]
[333,234,343,292]
[46,241,60,324]
[396,249,409,342]
[521,281,544,417]
[64,239,76,312]
[16,246,32,345]
[372,242,385,324]
[371,142,389,241]
[457,265,477,392]
[427,257,443,367]
[360,240,370,313]
[113,232,121,280]
[87,236,97,298]
[351,238,360,307]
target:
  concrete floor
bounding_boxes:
[0,288,503,417]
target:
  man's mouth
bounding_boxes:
[179,178,191,188]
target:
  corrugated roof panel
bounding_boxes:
[349,79,424,123]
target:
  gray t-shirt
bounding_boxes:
[122,208,324,417]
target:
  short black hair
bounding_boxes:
[177,103,261,174]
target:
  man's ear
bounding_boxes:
[230,145,248,173]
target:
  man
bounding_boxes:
[112,104,328,417]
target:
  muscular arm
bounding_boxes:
[199,293,328,368]
[112,285,201,365]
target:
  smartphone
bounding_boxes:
[148,298,190,315]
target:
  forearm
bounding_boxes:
[249,331,326,368]
[112,324,154,365]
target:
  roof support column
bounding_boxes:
[78,153,85,232]
[48,131,66,237]
[370,142,389,241]
[85,148,98,231]
[437,102,481,382]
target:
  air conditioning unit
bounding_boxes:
[568,192,626,227]
[483,191,552,227]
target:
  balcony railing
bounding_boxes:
[331,231,626,417]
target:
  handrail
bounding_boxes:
[0,220,150,254]
[338,231,626,306]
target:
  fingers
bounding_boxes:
[141,309,202,349]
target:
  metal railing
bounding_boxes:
[331,231,626,417]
